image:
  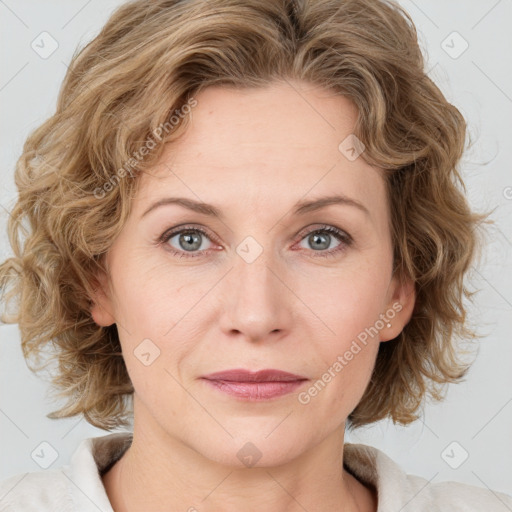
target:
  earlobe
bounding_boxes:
[380,275,416,342]
[91,300,116,327]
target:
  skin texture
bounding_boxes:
[92,80,415,512]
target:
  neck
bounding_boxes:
[102,401,376,512]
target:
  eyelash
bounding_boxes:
[158,224,353,259]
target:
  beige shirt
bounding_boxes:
[1,431,511,511]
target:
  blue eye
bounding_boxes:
[296,225,353,258]
[160,226,214,258]
[158,224,352,259]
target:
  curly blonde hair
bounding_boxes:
[0,0,488,430]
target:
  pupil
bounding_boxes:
[311,233,329,250]
[181,232,201,251]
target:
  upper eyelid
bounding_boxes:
[296,224,350,239]
[161,224,217,243]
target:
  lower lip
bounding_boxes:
[201,379,307,400]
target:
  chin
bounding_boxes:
[184,427,312,469]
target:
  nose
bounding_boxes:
[217,249,294,343]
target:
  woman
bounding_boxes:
[0,0,510,510]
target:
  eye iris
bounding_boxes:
[179,231,202,251]
[310,232,330,250]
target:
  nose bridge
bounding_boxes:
[235,245,275,294]
[219,241,290,340]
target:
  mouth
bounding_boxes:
[200,368,309,401]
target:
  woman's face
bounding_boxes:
[91,80,414,466]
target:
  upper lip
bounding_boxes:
[201,369,308,382]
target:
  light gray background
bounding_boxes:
[1,0,511,499]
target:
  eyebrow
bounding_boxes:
[140,194,370,219]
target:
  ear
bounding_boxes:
[89,264,116,327]
[380,273,415,342]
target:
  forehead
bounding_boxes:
[135,81,386,221]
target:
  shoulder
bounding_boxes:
[403,473,512,511]
[344,443,512,511]
[418,475,512,512]
[0,469,73,511]
[0,432,131,512]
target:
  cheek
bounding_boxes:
[295,256,391,336]
[107,255,213,383]
[108,251,187,332]
[298,275,383,421]
[293,256,389,394]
